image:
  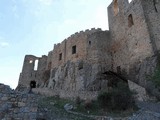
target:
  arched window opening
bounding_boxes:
[113,0,119,16]
[128,14,134,27]
[34,59,39,70]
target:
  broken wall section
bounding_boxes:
[18,55,48,89]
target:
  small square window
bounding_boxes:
[72,45,76,54]
[59,53,62,60]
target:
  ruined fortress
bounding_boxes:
[17,0,160,100]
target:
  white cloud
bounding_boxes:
[0,37,9,47]
[0,42,9,47]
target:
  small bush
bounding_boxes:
[97,91,112,109]
[150,66,160,88]
[84,99,92,109]
[75,96,81,105]
[98,81,135,111]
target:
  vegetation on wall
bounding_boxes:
[147,55,160,89]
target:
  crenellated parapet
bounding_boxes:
[67,27,102,40]
[54,28,103,48]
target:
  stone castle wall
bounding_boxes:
[32,88,98,100]
[17,0,160,100]
[141,0,160,52]
[51,28,105,69]
[19,55,39,88]
[47,29,111,92]
[0,84,39,120]
[18,55,48,88]
[108,0,154,74]
[18,28,110,91]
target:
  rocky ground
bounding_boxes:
[128,101,160,120]
[0,83,160,120]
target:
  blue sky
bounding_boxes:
[0,0,113,89]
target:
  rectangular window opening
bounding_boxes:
[72,45,76,54]
[128,14,134,27]
[59,53,62,60]
[34,60,39,70]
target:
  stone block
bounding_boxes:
[30,107,37,112]
[1,96,8,101]
[18,102,26,107]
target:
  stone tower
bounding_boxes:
[18,55,47,89]
[108,0,160,99]
[107,0,160,84]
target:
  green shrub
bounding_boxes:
[75,96,81,105]
[150,66,160,88]
[97,81,134,111]
[97,91,112,109]
[84,99,92,110]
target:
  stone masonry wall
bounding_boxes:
[46,30,111,92]
[108,0,130,72]
[141,0,160,52]
[108,0,154,78]
[18,28,111,96]
[18,55,39,88]
[125,0,154,65]
[18,55,48,89]
[0,84,39,120]
[32,88,98,100]
[46,51,53,70]
[51,28,103,69]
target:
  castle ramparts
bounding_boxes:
[17,0,160,100]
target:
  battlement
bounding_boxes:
[67,27,103,40]
[54,28,103,49]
